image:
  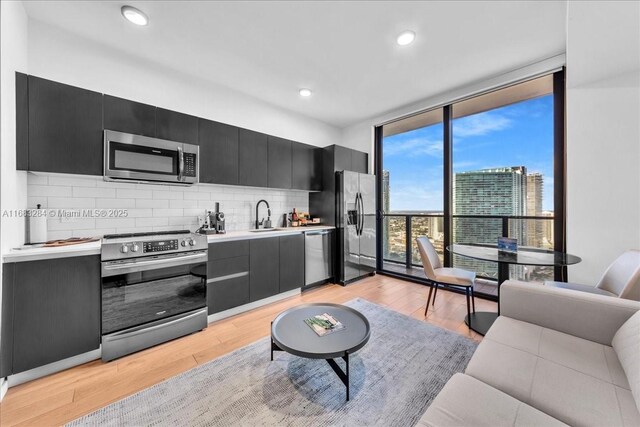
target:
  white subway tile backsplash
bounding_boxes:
[123,209,153,218]
[184,192,210,201]
[170,199,199,209]
[27,173,48,185]
[96,198,137,208]
[28,185,72,197]
[153,190,183,200]
[136,217,168,227]
[152,208,184,217]
[136,199,170,209]
[27,173,309,237]
[48,197,96,208]
[95,218,137,229]
[73,187,116,198]
[49,175,98,187]
[117,188,153,199]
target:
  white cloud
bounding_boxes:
[384,137,443,157]
[453,111,512,138]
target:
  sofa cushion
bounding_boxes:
[417,373,567,427]
[612,311,640,410]
[465,316,640,426]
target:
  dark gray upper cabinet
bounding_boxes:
[249,237,280,302]
[156,108,198,145]
[292,143,322,191]
[15,73,29,171]
[199,119,239,185]
[267,136,292,189]
[27,76,103,176]
[333,144,352,173]
[279,234,305,292]
[1,256,100,376]
[351,149,368,174]
[239,128,268,187]
[103,95,156,137]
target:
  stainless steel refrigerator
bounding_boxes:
[336,171,376,284]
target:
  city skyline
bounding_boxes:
[382,94,555,212]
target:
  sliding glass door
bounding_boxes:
[375,71,565,299]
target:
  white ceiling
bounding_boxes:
[22,1,567,128]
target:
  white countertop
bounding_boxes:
[206,226,335,243]
[1,226,336,262]
[3,240,102,263]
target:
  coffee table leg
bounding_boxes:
[345,351,350,401]
[326,351,351,401]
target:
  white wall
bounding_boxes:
[27,20,341,148]
[566,1,640,283]
[0,0,29,399]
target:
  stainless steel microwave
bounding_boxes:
[104,130,199,185]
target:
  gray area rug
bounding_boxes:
[69,298,477,427]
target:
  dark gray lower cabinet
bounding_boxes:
[207,235,305,314]
[208,275,250,314]
[0,256,100,377]
[207,241,250,314]
[279,234,305,292]
[249,238,280,302]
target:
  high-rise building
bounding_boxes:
[382,170,390,258]
[453,166,527,279]
[526,173,544,247]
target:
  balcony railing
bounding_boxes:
[381,213,555,295]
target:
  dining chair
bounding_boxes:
[416,237,476,319]
[544,250,640,301]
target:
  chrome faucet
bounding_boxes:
[255,199,272,229]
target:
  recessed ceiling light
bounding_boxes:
[121,6,148,26]
[396,30,416,46]
[299,88,312,97]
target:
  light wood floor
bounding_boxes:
[0,274,496,427]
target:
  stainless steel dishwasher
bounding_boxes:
[305,229,333,287]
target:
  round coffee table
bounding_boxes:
[270,303,370,401]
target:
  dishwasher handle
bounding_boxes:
[305,230,331,236]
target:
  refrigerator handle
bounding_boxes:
[357,192,364,236]
[355,192,361,236]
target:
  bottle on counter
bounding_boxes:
[291,208,299,227]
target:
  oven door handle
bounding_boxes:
[102,252,207,276]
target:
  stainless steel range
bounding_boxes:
[101,230,208,361]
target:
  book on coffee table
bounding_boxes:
[304,313,345,337]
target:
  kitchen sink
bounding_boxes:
[249,228,281,233]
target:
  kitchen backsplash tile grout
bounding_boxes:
[27,173,310,240]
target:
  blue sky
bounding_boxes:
[383,95,554,212]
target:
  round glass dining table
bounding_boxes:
[447,244,582,336]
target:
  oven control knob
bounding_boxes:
[188,238,195,246]
[131,244,139,252]
[120,244,129,254]
[181,240,187,247]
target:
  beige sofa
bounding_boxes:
[419,280,640,426]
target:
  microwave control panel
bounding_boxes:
[183,153,197,177]
[143,239,179,253]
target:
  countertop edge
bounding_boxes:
[3,242,102,263]
[206,226,335,243]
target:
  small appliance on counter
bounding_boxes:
[27,204,47,244]
[197,202,226,235]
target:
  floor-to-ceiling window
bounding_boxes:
[376,72,564,299]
